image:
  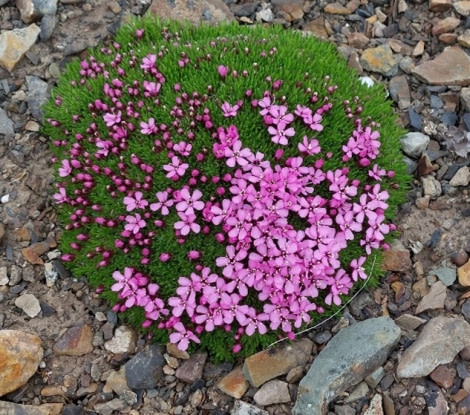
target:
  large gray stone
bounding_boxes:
[401,132,430,158]
[397,316,470,378]
[293,317,400,415]
[124,344,165,389]
[0,108,14,136]
[26,75,49,122]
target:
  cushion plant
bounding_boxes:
[43,17,409,362]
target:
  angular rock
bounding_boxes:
[432,17,461,36]
[324,2,351,14]
[348,32,369,49]
[0,108,14,136]
[104,325,136,354]
[167,341,190,360]
[458,260,470,286]
[364,393,383,415]
[381,245,412,272]
[421,176,442,199]
[0,266,8,285]
[430,365,456,389]
[415,281,447,314]
[217,366,249,399]
[0,24,40,72]
[395,314,426,331]
[104,367,128,395]
[22,241,50,265]
[175,351,207,383]
[53,324,93,356]
[146,0,235,25]
[15,293,41,318]
[26,76,49,122]
[124,344,165,389]
[231,400,268,415]
[293,317,400,415]
[360,44,398,76]
[0,402,62,415]
[0,330,43,396]
[243,338,313,388]
[427,385,449,415]
[401,132,430,158]
[454,1,470,16]
[432,267,457,286]
[458,30,470,48]
[303,17,329,39]
[253,380,291,406]
[450,166,470,186]
[389,75,411,109]
[397,316,470,378]
[412,46,470,86]
[16,0,58,24]
[93,399,128,415]
[429,0,452,12]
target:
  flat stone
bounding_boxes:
[0,402,62,415]
[253,380,291,406]
[104,325,136,354]
[243,338,313,388]
[458,260,470,286]
[217,366,249,399]
[430,365,456,389]
[324,2,351,14]
[0,24,40,72]
[104,368,129,395]
[16,0,58,24]
[345,381,369,403]
[430,0,452,12]
[231,400,268,415]
[0,266,8,285]
[389,75,411,109]
[412,46,470,86]
[397,316,470,378]
[450,166,470,186]
[175,351,207,383]
[124,344,165,389]
[413,40,425,57]
[381,246,412,272]
[293,317,400,415]
[0,330,43,396]
[53,324,93,356]
[348,32,369,49]
[22,241,50,265]
[364,394,383,415]
[432,17,461,36]
[146,0,234,25]
[166,342,190,360]
[415,281,447,314]
[360,44,398,76]
[458,29,470,48]
[364,367,385,388]
[15,293,41,318]
[26,76,49,122]
[303,17,329,39]
[395,314,427,331]
[428,386,449,415]
[0,108,14,136]
[432,267,457,286]
[401,132,430,158]
[93,399,128,415]
[454,1,470,16]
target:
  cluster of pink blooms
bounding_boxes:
[51,29,397,352]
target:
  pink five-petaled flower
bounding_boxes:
[59,159,72,177]
[140,117,158,135]
[103,111,121,127]
[224,141,253,168]
[216,245,248,278]
[169,322,200,351]
[175,188,205,215]
[111,267,134,292]
[53,187,67,204]
[218,65,229,79]
[123,191,149,212]
[124,213,146,234]
[150,191,174,215]
[173,141,192,156]
[174,212,200,236]
[325,270,353,306]
[268,122,295,145]
[221,102,240,118]
[141,53,157,71]
[350,256,367,281]
[298,135,321,155]
[163,156,189,180]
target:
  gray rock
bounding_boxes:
[39,14,57,41]
[124,344,165,389]
[461,299,470,320]
[0,266,8,285]
[449,166,470,186]
[175,351,207,383]
[292,317,400,415]
[14,293,41,318]
[365,367,385,388]
[364,394,384,415]
[253,380,291,406]
[0,401,63,414]
[397,316,470,378]
[461,87,470,112]
[94,398,128,415]
[432,267,457,286]
[401,132,430,158]
[0,108,14,136]
[26,76,49,122]
[16,0,58,24]
[0,0,9,5]
[231,400,268,415]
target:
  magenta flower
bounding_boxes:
[140,117,158,134]
[298,136,321,155]
[218,65,229,79]
[150,191,174,215]
[175,188,204,215]
[169,322,200,351]
[267,122,295,145]
[174,212,200,236]
[141,54,157,71]
[53,187,68,204]
[59,159,72,177]
[103,111,121,127]
[124,213,146,234]
[163,156,189,180]
[124,191,149,212]
[221,102,240,117]
[224,141,253,168]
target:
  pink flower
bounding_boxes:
[221,102,240,117]
[141,117,158,134]
[124,191,149,212]
[103,111,121,127]
[224,141,253,168]
[175,188,204,215]
[268,122,295,145]
[141,54,157,71]
[298,136,321,155]
[169,322,200,351]
[59,159,72,177]
[53,187,68,204]
[174,212,200,236]
[150,191,174,215]
[216,245,247,277]
[124,213,146,234]
[163,156,189,180]
[218,65,229,79]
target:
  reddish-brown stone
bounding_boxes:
[54,324,93,356]
[430,365,456,389]
[381,248,412,272]
[217,366,249,399]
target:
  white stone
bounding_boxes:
[14,293,41,318]
[449,166,470,187]
[253,380,291,406]
[364,394,384,415]
[104,326,136,354]
[421,176,442,199]
[231,401,269,415]
[0,194,9,204]
[0,267,8,285]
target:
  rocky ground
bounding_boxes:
[2,0,470,414]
